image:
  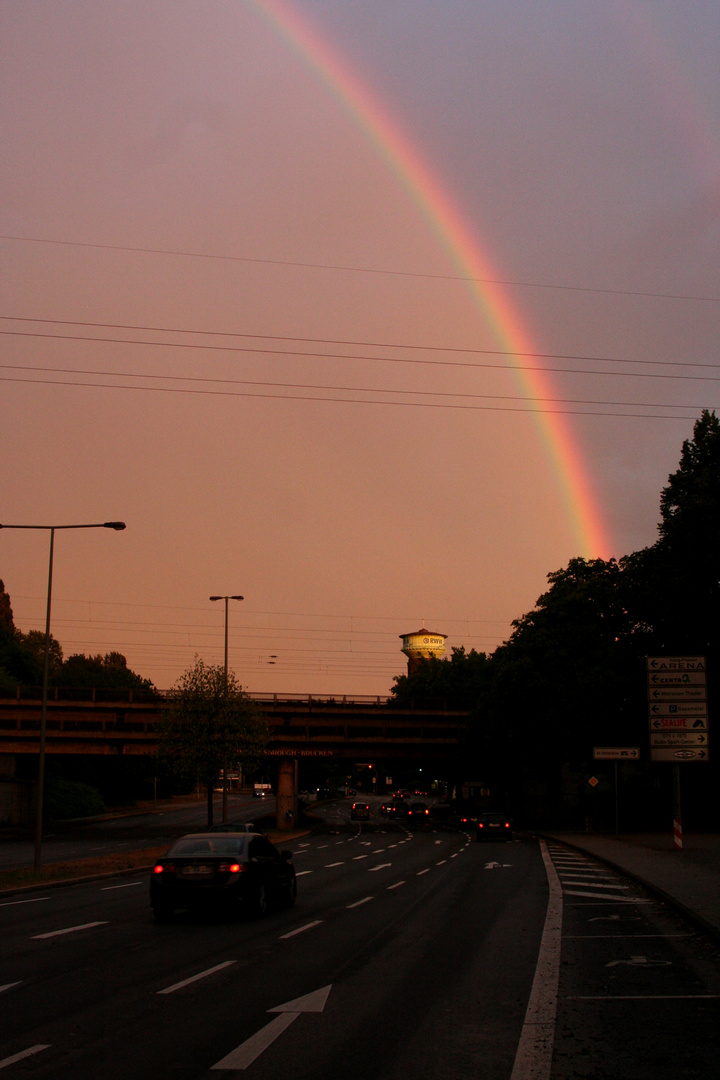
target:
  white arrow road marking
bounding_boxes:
[211,986,332,1070]
[606,956,672,968]
[484,862,512,869]
[32,921,108,939]
[0,1045,50,1070]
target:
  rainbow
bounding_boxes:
[251,0,610,558]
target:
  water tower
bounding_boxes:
[400,627,447,675]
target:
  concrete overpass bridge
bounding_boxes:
[0,689,470,828]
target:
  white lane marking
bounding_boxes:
[510,839,562,1080]
[368,863,391,872]
[451,852,459,858]
[324,862,344,868]
[371,849,385,854]
[32,921,108,940]
[295,870,313,877]
[434,840,442,845]
[158,961,236,994]
[279,920,323,940]
[101,881,143,891]
[560,879,628,890]
[0,983,21,994]
[564,890,651,903]
[0,897,49,908]
[387,881,406,890]
[317,845,328,849]
[416,868,430,876]
[347,896,374,909]
[352,855,368,861]
[436,859,447,865]
[0,1045,50,1070]
[211,986,332,1071]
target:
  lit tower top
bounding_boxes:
[400,627,447,675]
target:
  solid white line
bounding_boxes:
[347,896,373,909]
[567,994,720,1000]
[387,881,406,890]
[0,983,21,994]
[32,921,108,940]
[211,1012,298,1070]
[0,897,49,908]
[0,1045,50,1070]
[368,863,391,872]
[564,890,650,903]
[101,881,143,891]
[157,961,236,995]
[510,839,562,1080]
[279,920,323,939]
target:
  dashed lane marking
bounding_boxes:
[387,881,406,889]
[158,961,236,995]
[279,920,323,940]
[368,863,392,872]
[347,896,374,909]
[0,897,49,908]
[0,1045,50,1070]
[32,921,108,940]
[101,882,143,891]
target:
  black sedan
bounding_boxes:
[150,832,296,920]
[406,801,430,826]
[475,813,512,841]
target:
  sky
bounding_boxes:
[2,1,719,696]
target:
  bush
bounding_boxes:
[43,777,105,821]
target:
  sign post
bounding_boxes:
[647,657,709,851]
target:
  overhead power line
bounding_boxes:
[2,234,719,305]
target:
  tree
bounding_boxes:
[56,651,157,696]
[157,658,268,826]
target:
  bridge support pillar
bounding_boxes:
[275,757,298,832]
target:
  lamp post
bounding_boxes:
[209,595,243,822]
[0,522,126,870]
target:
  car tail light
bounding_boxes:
[505,822,510,828]
[154,863,174,874]
[478,823,484,829]
[218,862,245,874]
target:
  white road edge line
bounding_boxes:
[0,1045,50,1070]
[158,961,236,995]
[279,920,323,939]
[509,839,562,1080]
[32,921,108,940]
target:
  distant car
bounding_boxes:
[350,802,370,820]
[379,802,390,815]
[387,802,407,818]
[406,801,430,826]
[475,813,512,841]
[150,832,296,920]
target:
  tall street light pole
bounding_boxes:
[209,594,243,822]
[0,522,126,871]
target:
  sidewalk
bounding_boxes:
[544,830,720,944]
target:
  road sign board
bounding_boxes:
[648,685,707,701]
[651,747,710,762]
[650,716,708,732]
[647,656,706,672]
[650,731,709,748]
[593,747,640,760]
[648,702,707,718]
[648,671,706,686]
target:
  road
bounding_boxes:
[2,797,719,1077]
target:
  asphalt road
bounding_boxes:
[2,799,719,1078]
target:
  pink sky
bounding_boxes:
[2,2,719,694]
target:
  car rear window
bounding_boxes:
[167,837,248,856]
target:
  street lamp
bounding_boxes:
[209,595,243,822]
[0,522,126,870]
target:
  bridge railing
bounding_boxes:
[0,686,394,707]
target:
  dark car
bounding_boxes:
[387,802,407,819]
[475,813,512,841]
[150,832,296,920]
[406,800,430,826]
[350,802,370,820]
